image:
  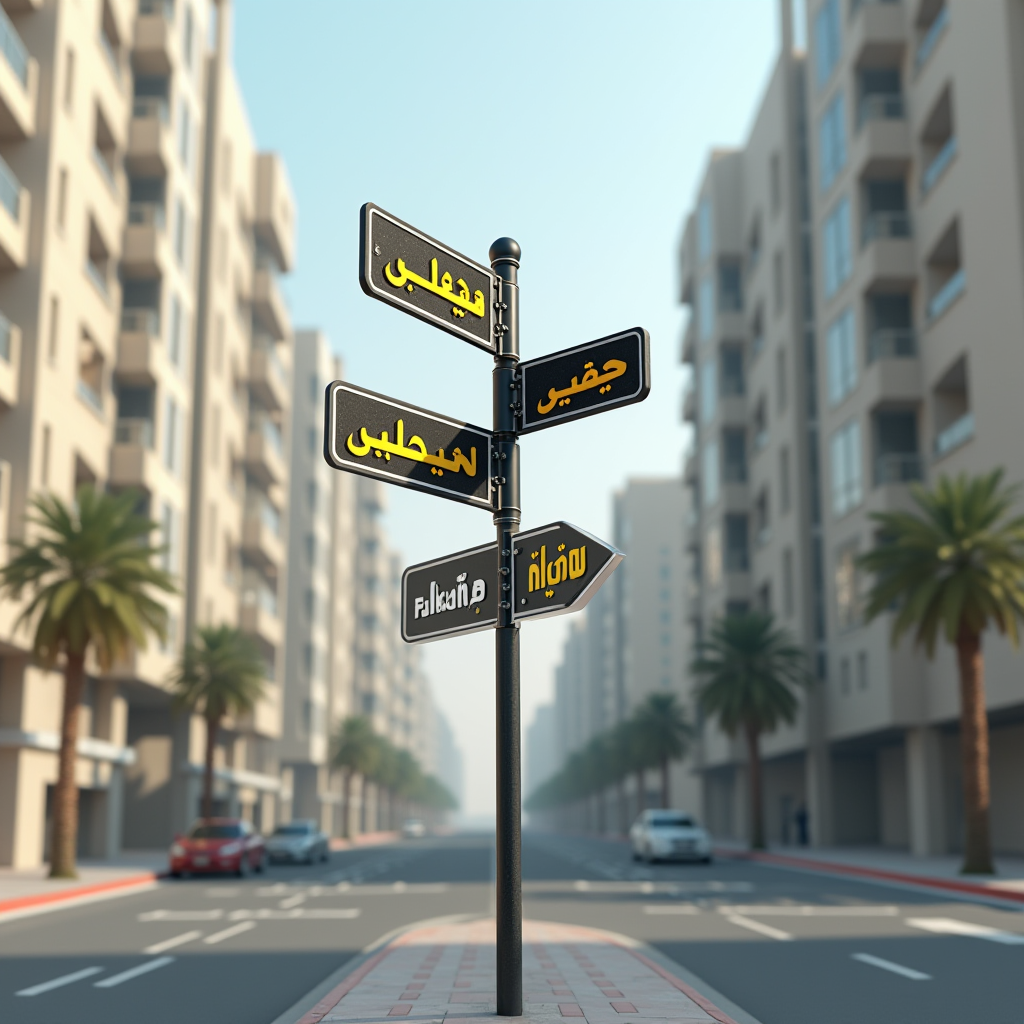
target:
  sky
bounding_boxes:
[234,0,779,819]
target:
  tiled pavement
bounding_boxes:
[297,919,738,1024]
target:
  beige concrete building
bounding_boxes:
[678,0,1024,856]
[0,0,298,867]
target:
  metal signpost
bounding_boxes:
[325,203,650,1016]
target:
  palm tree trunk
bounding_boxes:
[203,717,219,820]
[956,628,995,874]
[661,757,670,809]
[50,653,86,878]
[745,723,765,851]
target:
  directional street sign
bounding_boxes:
[402,542,499,644]
[517,327,650,433]
[512,522,623,621]
[324,381,493,510]
[360,203,497,353]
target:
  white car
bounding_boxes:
[630,810,712,864]
[402,818,427,839]
[265,820,330,864]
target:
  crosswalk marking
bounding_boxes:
[906,917,1024,944]
[17,966,104,997]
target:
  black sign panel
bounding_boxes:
[513,522,623,621]
[360,203,496,354]
[518,328,651,434]
[402,542,499,644]
[324,382,493,510]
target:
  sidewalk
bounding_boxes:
[329,830,400,852]
[715,841,1024,903]
[292,918,746,1024]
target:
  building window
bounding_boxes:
[772,251,784,314]
[698,276,715,341]
[780,446,791,514]
[64,48,75,112]
[178,97,191,170]
[822,196,852,298]
[839,656,851,694]
[174,197,188,267]
[718,261,743,312]
[826,307,857,404]
[56,168,68,231]
[814,0,841,89]
[831,419,862,516]
[770,152,782,214]
[857,650,868,689]
[703,440,720,507]
[700,358,717,425]
[819,91,847,191]
[776,348,787,413]
[161,501,180,574]
[163,394,179,473]
[835,543,862,631]
[47,296,60,363]
[697,195,714,261]
[783,548,794,618]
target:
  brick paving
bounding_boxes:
[297,918,738,1024]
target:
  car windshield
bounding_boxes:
[650,815,696,829]
[274,825,313,836]
[188,824,243,839]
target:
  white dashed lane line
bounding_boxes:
[906,917,1024,944]
[723,914,794,941]
[143,930,204,955]
[16,966,104,997]
[94,957,176,988]
[203,921,257,945]
[852,953,931,981]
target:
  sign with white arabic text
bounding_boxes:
[323,382,493,510]
[359,203,496,353]
[518,328,650,433]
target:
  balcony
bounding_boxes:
[110,418,159,492]
[850,117,911,180]
[683,450,698,483]
[680,321,695,365]
[248,336,289,412]
[927,268,965,322]
[857,93,904,130]
[682,385,696,423]
[116,309,161,385]
[874,453,923,486]
[245,415,286,487]
[122,202,168,278]
[862,210,911,247]
[848,0,905,67]
[916,6,949,70]
[252,267,290,340]
[0,6,37,140]
[0,309,20,408]
[934,411,974,459]
[254,152,295,273]
[127,97,173,177]
[242,498,285,574]
[240,577,283,653]
[921,136,957,196]
[132,3,175,76]
[0,152,28,269]
[867,328,917,362]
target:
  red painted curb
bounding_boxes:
[0,870,160,915]
[719,848,1024,904]
[295,945,396,1024]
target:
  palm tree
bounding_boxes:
[691,612,809,850]
[632,693,692,809]
[0,486,175,877]
[170,625,267,820]
[624,717,656,818]
[332,716,379,837]
[858,470,1024,874]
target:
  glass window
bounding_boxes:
[822,197,852,298]
[814,0,841,89]
[178,97,191,170]
[703,440,720,507]
[174,197,187,267]
[831,419,863,516]
[835,543,863,631]
[826,307,858,404]
[697,195,714,261]
[819,91,847,191]
[161,501,179,575]
[718,262,742,311]
[700,358,717,424]
[698,276,715,341]
[163,394,178,473]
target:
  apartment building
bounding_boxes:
[677,0,1024,856]
[0,0,298,867]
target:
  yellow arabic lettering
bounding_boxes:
[528,543,587,592]
[536,358,629,415]
[345,419,477,478]
[383,256,486,319]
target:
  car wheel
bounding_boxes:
[170,870,181,879]
[702,856,713,865]
[255,851,266,873]
[644,845,655,864]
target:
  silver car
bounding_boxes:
[630,810,712,864]
[265,820,330,864]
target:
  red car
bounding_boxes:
[169,818,266,877]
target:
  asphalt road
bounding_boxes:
[3,831,1023,1024]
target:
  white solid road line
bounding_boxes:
[203,920,257,944]
[644,904,701,915]
[278,893,306,909]
[724,913,794,941]
[139,909,223,921]
[16,966,104,997]
[143,930,204,955]
[906,917,1024,944]
[852,953,931,981]
[722,904,899,917]
[94,957,175,988]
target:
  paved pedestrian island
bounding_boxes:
[297,918,738,1024]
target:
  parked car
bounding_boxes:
[401,818,427,839]
[629,810,712,863]
[169,818,266,877]
[265,820,330,864]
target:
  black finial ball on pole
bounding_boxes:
[489,237,521,267]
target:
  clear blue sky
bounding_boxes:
[234,0,779,817]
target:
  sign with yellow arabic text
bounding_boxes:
[323,381,493,510]
[402,541,499,644]
[518,328,650,433]
[512,522,623,621]
[360,203,496,353]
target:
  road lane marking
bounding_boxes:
[723,914,793,940]
[16,966,104,996]
[279,893,306,909]
[139,909,223,921]
[143,930,203,954]
[204,887,240,898]
[204,920,257,944]
[852,953,931,980]
[227,907,360,920]
[906,917,1024,944]
[644,904,701,915]
[721,904,899,917]
[94,957,175,988]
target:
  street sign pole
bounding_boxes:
[490,236,522,1017]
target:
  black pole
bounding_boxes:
[490,236,522,1016]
